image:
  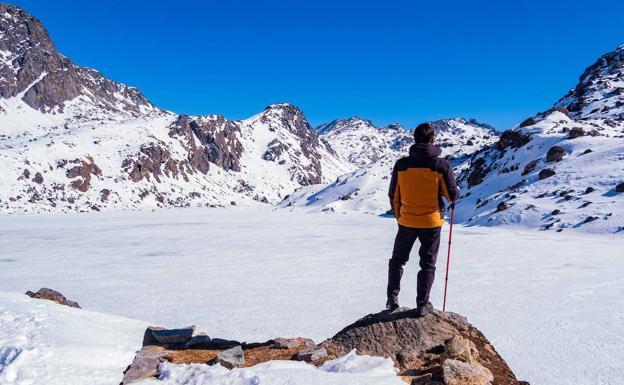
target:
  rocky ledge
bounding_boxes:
[121,308,527,385]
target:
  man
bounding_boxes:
[386,122,460,317]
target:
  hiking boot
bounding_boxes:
[414,302,434,317]
[386,296,399,312]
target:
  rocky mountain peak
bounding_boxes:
[0,4,154,116]
[554,44,624,120]
[316,117,375,135]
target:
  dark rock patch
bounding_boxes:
[25,288,80,308]
[546,146,567,163]
[538,168,556,180]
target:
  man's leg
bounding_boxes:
[415,226,442,307]
[387,225,418,302]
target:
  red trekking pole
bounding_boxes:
[442,205,455,312]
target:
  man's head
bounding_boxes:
[413,122,435,144]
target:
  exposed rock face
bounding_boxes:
[65,157,102,192]
[497,130,531,150]
[169,115,243,173]
[443,359,493,385]
[320,308,522,385]
[555,45,624,119]
[467,157,489,187]
[25,288,80,308]
[257,104,325,185]
[0,4,154,115]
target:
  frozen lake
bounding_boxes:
[0,208,622,385]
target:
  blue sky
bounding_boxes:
[10,0,624,130]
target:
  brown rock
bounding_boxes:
[521,159,540,176]
[546,146,567,162]
[443,359,493,385]
[321,309,521,385]
[496,202,509,212]
[32,172,44,184]
[273,337,315,349]
[25,288,80,308]
[294,346,327,362]
[567,127,584,139]
[497,130,531,150]
[538,168,556,180]
[121,346,166,384]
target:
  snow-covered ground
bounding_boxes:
[0,208,623,385]
[0,291,146,385]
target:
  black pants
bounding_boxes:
[387,225,442,307]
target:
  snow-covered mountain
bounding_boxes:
[281,119,498,213]
[283,46,624,234]
[316,117,497,168]
[0,4,353,214]
[454,46,624,234]
[316,118,412,167]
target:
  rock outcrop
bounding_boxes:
[25,288,80,308]
[122,309,524,385]
[321,308,523,385]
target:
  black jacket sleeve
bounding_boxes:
[388,161,400,217]
[440,159,460,202]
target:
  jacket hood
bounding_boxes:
[408,143,442,159]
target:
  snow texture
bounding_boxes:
[0,208,623,385]
[135,350,402,385]
[0,291,147,385]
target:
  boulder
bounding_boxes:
[546,146,567,162]
[273,337,315,349]
[321,308,522,385]
[32,172,44,184]
[496,202,509,212]
[444,335,479,363]
[538,168,556,180]
[567,127,584,139]
[294,346,327,362]
[616,182,624,193]
[184,334,212,349]
[443,359,494,385]
[216,345,245,369]
[584,186,595,194]
[121,346,166,384]
[25,288,80,308]
[147,326,195,345]
[497,130,531,150]
[521,159,540,175]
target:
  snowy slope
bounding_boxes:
[453,46,624,234]
[282,119,498,213]
[0,5,354,214]
[455,110,624,234]
[0,291,147,385]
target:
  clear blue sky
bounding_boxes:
[9,0,624,130]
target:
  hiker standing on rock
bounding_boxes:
[386,122,460,317]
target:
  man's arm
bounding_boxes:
[439,160,460,203]
[388,162,401,218]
